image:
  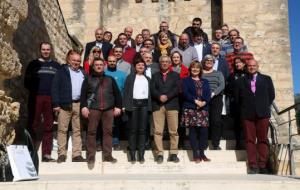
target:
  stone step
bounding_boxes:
[42,150,247,162]
[3,174,300,190]
[53,139,244,151]
[39,150,247,175]
[39,161,247,175]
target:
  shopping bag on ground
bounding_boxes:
[6,145,39,181]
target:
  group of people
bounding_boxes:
[24,17,275,174]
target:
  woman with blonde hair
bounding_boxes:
[83,46,103,74]
[154,31,173,59]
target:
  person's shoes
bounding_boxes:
[193,158,201,163]
[42,155,56,162]
[87,159,95,170]
[212,146,222,150]
[168,154,180,163]
[72,156,86,162]
[129,151,136,162]
[138,151,145,163]
[96,144,102,151]
[156,155,163,164]
[200,156,211,162]
[248,167,259,174]
[57,155,66,163]
[113,144,121,150]
[103,156,117,163]
[259,168,269,174]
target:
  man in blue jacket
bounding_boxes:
[52,50,87,163]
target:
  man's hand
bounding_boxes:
[81,107,90,118]
[53,107,61,112]
[159,95,168,103]
[114,108,122,116]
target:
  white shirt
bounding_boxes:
[95,42,103,49]
[194,43,203,62]
[145,67,152,79]
[213,58,219,71]
[69,67,84,100]
[133,75,148,99]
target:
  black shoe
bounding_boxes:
[113,144,121,150]
[156,155,163,164]
[168,154,180,163]
[72,156,86,162]
[57,155,66,163]
[42,155,56,162]
[138,151,145,163]
[248,167,259,174]
[259,168,269,174]
[129,151,136,162]
[103,156,117,163]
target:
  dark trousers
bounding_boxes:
[127,99,148,152]
[209,94,223,147]
[28,95,53,156]
[242,117,269,168]
[189,127,208,158]
[112,116,122,145]
[87,109,113,161]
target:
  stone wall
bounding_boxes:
[59,0,211,45]
[0,0,77,143]
[58,0,101,44]
[0,0,28,144]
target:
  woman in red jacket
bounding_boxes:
[170,51,189,79]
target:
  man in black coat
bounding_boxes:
[182,17,209,45]
[151,55,180,163]
[234,59,275,174]
[84,28,112,61]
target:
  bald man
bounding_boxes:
[124,26,136,48]
[171,33,198,67]
[84,28,112,61]
[234,59,275,174]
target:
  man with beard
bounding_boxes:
[171,33,198,68]
[105,55,127,150]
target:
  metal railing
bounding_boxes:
[271,102,300,175]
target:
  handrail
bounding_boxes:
[272,102,300,115]
[271,101,299,175]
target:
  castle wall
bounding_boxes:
[0,0,77,141]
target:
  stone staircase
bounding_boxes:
[3,140,300,190]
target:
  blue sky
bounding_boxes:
[288,0,300,95]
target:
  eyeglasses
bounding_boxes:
[144,43,153,45]
[93,50,101,53]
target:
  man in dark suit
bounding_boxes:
[234,59,275,174]
[211,42,230,80]
[124,26,136,48]
[151,55,180,163]
[191,28,211,62]
[84,28,112,61]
